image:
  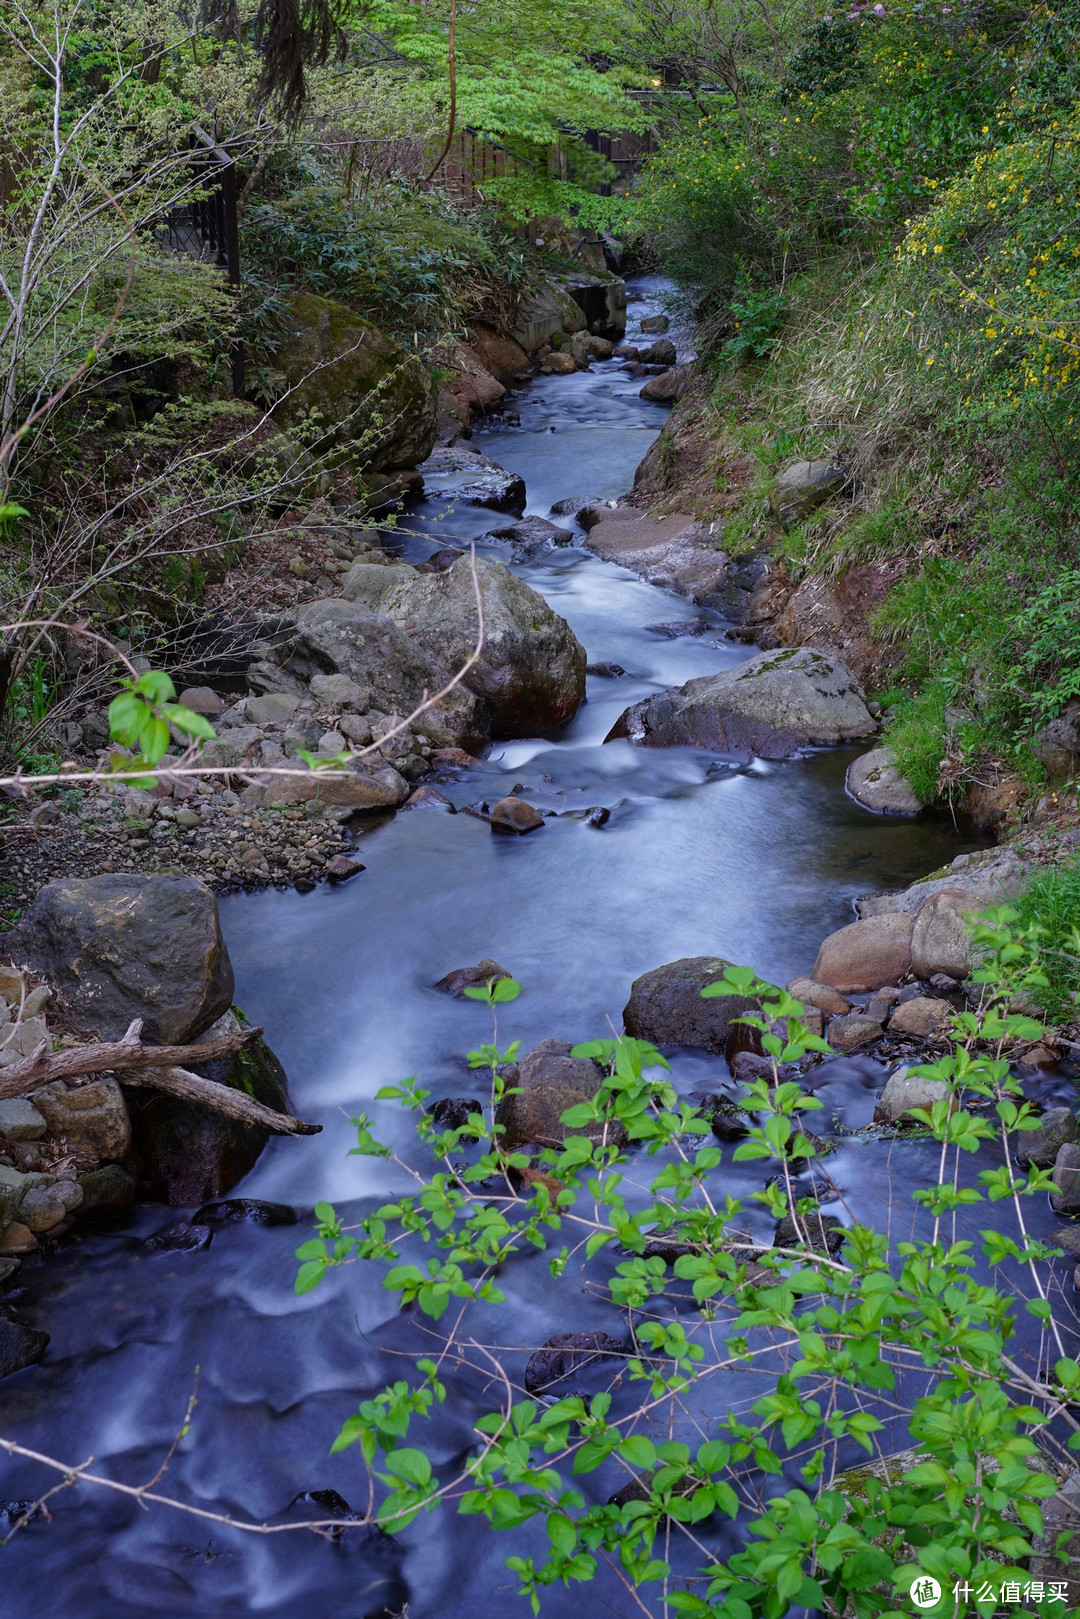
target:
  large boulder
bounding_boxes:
[128,1010,290,1206]
[344,554,586,737]
[5,875,233,1043]
[495,1039,620,1153]
[607,647,876,758]
[511,280,588,351]
[910,888,988,980]
[584,510,737,605]
[271,292,437,472]
[254,598,489,754]
[259,756,410,811]
[470,326,530,382]
[812,913,914,994]
[639,365,691,402]
[770,461,845,527]
[622,957,755,1054]
[846,747,920,815]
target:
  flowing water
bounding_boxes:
[1,281,1069,1618]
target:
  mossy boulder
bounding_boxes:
[272,292,437,472]
[127,1009,290,1206]
[607,647,875,759]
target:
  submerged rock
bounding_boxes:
[846,747,920,815]
[419,446,526,514]
[145,1222,213,1253]
[194,1199,298,1226]
[490,796,544,834]
[773,1212,847,1253]
[6,874,233,1042]
[524,1331,628,1393]
[434,960,511,998]
[607,647,875,758]
[622,957,755,1053]
[426,1097,485,1135]
[0,1317,48,1380]
[482,516,574,558]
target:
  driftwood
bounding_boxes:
[0,1018,321,1136]
[124,1067,321,1136]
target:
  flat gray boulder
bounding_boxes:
[622,957,755,1053]
[607,647,875,758]
[343,554,586,737]
[771,461,845,527]
[254,599,489,754]
[6,874,233,1043]
[1017,1107,1076,1169]
[873,1066,949,1124]
[846,747,920,815]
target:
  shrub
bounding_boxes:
[293,928,1080,1617]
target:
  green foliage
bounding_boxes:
[1013,862,1080,1019]
[244,177,528,348]
[293,919,1079,1615]
[721,285,788,366]
[107,669,216,781]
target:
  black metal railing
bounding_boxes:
[160,125,244,395]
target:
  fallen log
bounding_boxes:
[0,1018,322,1135]
[0,1017,261,1099]
[124,1066,321,1136]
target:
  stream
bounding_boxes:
[0,280,1067,1618]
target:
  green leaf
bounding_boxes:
[133,670,176,703]
[137,713,170,764]
[163,704,217,740]
[108,692,147,748]
[294,1259,327,1295]
[384,1447,432,1486]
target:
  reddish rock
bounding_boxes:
[324,854,364,880]
[434,959,511,998]
[490,796,544,834]
[826,1012,883,1052]
[812,912,914,994]
[887,996,952,1040]
[470,327,530,381]
[785,977,852,1016]
[433,747,479,768]
[771,560,908,688]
